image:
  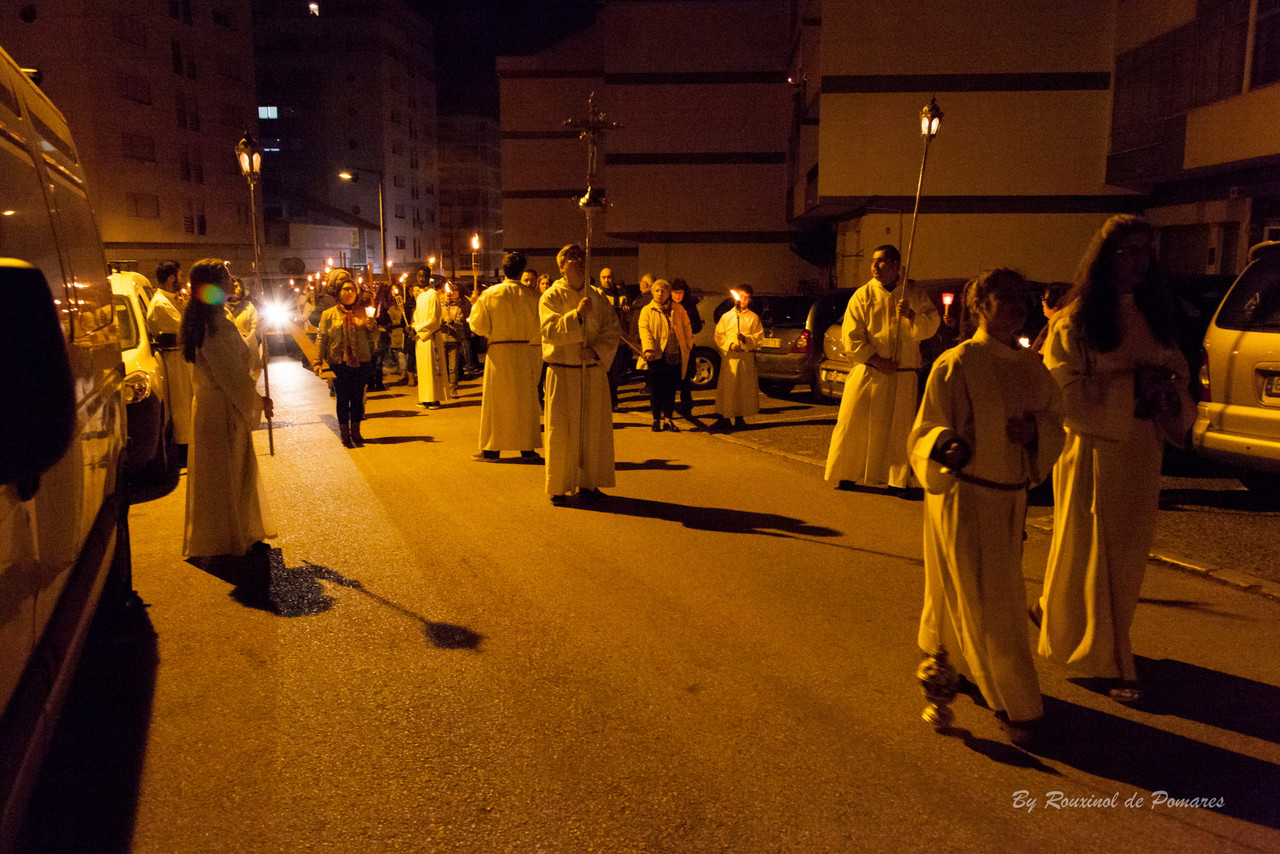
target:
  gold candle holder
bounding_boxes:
[918,646,959,730]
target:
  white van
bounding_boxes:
[111,271,174,479]
[0,46,130,849]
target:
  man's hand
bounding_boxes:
[896,300,915,321]
[643,348,660,362]
[867,354,897,374]
[313,362,324,376]
[577,295,591,316]
[263,396,274,419]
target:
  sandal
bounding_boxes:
[1108,680,1143,705]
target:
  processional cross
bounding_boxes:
[563,92,621,257]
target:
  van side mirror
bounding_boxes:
[0,260,77,485]
[154,331,178,349]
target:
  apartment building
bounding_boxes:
[438,114,502,281]
[252,0,438,283]
[498,0,814,292]
[1,0,258,279]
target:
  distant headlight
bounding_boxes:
[123,370,152,404]
[261,300,293,328]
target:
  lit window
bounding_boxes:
[258,106,278,119]
[308,3,319,15]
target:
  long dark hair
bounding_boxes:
[180,259,231,363]
[1069,214,1176,353]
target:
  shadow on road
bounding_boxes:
[1107,657,1280,744]
[575,494,839,538]
[361,408,425,419]
[1031,695,1280,829]
[615,458,692,472]
[1158,486,1280,513]
[18,595,158,854]
[189,550,482,650]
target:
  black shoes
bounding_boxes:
[663,419,679,432]
[350,422,365,447]
[474,450,499,462]
[549,494,569,506]
[579,488,607,502]
[520,450,544,464]
[652,420,663,432]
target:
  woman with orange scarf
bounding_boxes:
[315,268,379,447]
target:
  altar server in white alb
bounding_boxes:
[468,250,543,462]
[825,244,940,494]
[147,259,194,448]
[413,273,449,409]
[910,269,1064,747]
[540,244,621,505]
[710,285,763,431]
[1037,215,1193,706]
[179,259,275,558]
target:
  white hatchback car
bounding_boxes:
[111,271,173,478]
[1193,242,1280,492]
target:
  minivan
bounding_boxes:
[0,46,130,848]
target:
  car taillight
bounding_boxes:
[791,329,811,354]
[1198,346,1210,403]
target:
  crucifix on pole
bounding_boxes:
[564,92,621,274]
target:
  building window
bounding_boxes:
[111,14,146,46]
[395,204,405,218]
[262,138,281,152]
[179,145,204,184]
[392,174,404,188]
[122,133,156,162]
[126,192,160,218]
[395,236,406,250]
[258,105,278,119]
[413,239,420,256]
[176,90,201,131]
[390,109,402,125]
[211,7,234,28]
[169,0,192,24]
[118,74,152,104]
[1255,0,1280,87]
[392,140,403,156]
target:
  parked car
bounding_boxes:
[111,271,173,480]
[815,279,966,400]
[0,45,131,849]
[683,288,719,389]
[1192,242,1280,492]
[703,290,856,398]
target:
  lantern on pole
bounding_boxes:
[891,97,944,364]
[235,132,274,455]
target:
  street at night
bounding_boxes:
[18,356,1280,852]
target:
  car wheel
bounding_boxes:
[759,380,794,397]
[689,348,719,389]
[1239,470,1280,494]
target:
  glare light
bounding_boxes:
[729,288,743,302]
[428,255,436,265]
[308,3,319,15]
[1,210,14,216]
[261,300,292,328]
[1018,336,1032,349]
[941,292,954,306]
[470,233,480,251]
[920,97,943,139]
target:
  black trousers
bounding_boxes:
[647,358,681,420]
[332,361,371,424]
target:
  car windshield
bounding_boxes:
[112,295,141,350]
[1216,252,1280,331]
[757,295,815,328]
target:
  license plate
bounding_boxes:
[762,337,780,349]
[823,369,847,383]
[1265,374,1280,401]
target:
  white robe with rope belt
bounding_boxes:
[540,279,621,495]
[469,279,542,451]
[826,278,940,488]
[147,289,194,444]
[414,288,449,404]
[911,329,1063,723]
[713,307,763,418]
[183,314,275,557]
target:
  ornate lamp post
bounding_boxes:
[236,132,274,455]
[338,167,387,281]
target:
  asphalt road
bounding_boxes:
[18,358,1280,852]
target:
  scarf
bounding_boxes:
[338,304,361,367]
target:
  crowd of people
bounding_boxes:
[159,213,1190,750]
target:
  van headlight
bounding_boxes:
[123,370,152,404]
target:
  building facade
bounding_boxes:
[1,0,258,282]
[498,0,814,293]
[437,114,502,283]
[252,0,438,287]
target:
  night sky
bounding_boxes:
[419,0,601,116]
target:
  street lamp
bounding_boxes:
[235,131,274,455]
[338,167,387,282]
[470,233,480,296]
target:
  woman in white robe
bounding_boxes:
[414,282,449,408]
[180,260,275,558]
[911,269,1063,742]
[712,286,764,427]
[1037,216,1194,704]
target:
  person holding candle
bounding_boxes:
[824,244,940,496]
[710,284,763,431]
[413,275,449,409]
[314,267,378,447]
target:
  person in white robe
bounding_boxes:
[1037,216,1194,705]
[825,244,940,492]
[413,279,449,408]
[711,285,764,429]
[226,277,262,381]
[911,269,1064,743]
[540,244,621,504]
[147,260,194,448]
[180,259,275,558]
[469,251,542,460]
